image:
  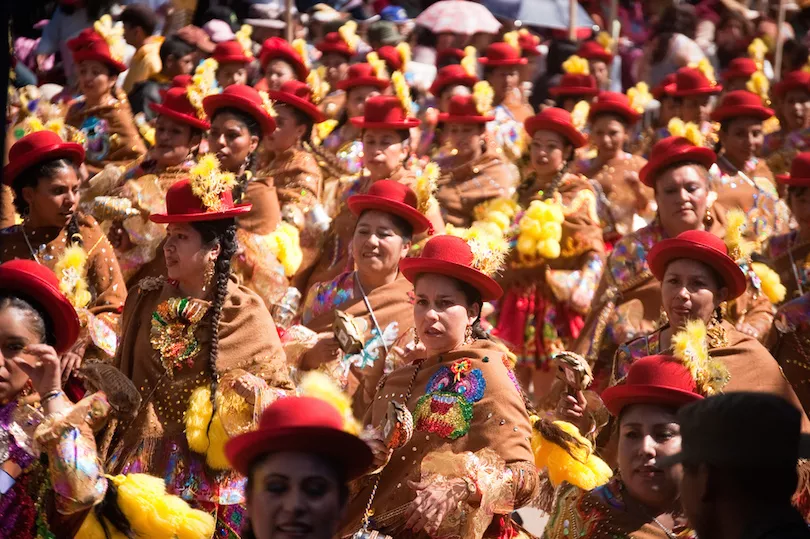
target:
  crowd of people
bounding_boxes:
[6,0,810,538]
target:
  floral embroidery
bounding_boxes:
[413,360,486,439]
[301,272,355,325]
[150,297,210,376]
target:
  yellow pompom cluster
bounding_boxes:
[313,119,339,146]
[268,222,303,277]
[752,262,786,304]
[338,21,360,54]
[235,24,254,58]
[55,243,92,309]
[473,197,519,234]
[299,371,361,434]
[185,385,252,470]
[748,38,768,68]
[747,71,771,106]
[595,31,614,53]
[562,55,589,75]
[188,58,219,119]
[292,39,310,69]
[530,418,612,490]
[516,199,565,261]
[672,320,729,396]
[94,15,126,62]
[77,473,215,539]
[461,46,478,77]
[503,31,520,52]
[627,82,652,114]
[473,81,494,116]
[415,162,439,214]
[366,52,389,80]
[667,118,705,147]
[392,70,413,118]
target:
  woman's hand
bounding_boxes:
[61,337,88,382]
[360,426,391,469]
[232,374,264,406]
[107,221,134,252]
[556,389,590,433]
[736,322,759,338]
[11,344,63,397]
[300,333,342,370]
[404,478,474,536]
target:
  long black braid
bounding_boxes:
[210,107,261,203]
[190,219,238,420]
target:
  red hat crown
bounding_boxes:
[317,32,353,57]
[68,28,126,73]
[203,84,277,134]
[4,259,62,296]
[431,64,477,95]
[152,86,211,129]
[773,70,810,98]
[673,66,721,96]
[258,396,344,432]
[347,63,378,79]
[352,95,418,128]
[9,131,68,164]
[550,74,599,97]
[625,356,699,393]
[577,41,612,62]
[525,107,587,147]
[377,45,403,71]
[367,179,419,208]
[589,91,640,124]
[337,63,391,91]
[788,152,810,181]
[710,90,773,122]
[4,131,85,186]
[479,42,527,65]
[167,179,237,215]
[639,136,716,186]
[420,235,474,266]
[172,74,193,88]
[279,80,314,102]
[652,73,677,99]
[723,57,757,80]
[260,37,309,79]
[348,180,431,234]
[447,95,481,117]
[213,40,251,63]
[673,229,729,257]
[436,48,465,65]
[718,89,767,109]
[518,32,541,55]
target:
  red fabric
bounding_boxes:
[639,136,716,187]
[4,131,85,186]
[259,37,309,79]
[348,180,431,233]
[377,45,404,72]
[671,66,722,97]
[577,40,613,64]
[202,84,278,135]
[149,179,252,223]
[151,87,211,130]
[710,90,773,123]
[316,32,354,57]
[268,80,327,122]
[524,107,587,148]
[438,94,494,123]
[430,64,477,96]
[212,40,251,64]
[721,57,757,82]
[777,152,810,186]
[336,63,390,91]
[549,73,599,97]
[349,95,420,129]
[478,43,527,66]
[588,91,640,125]
[67,28,127,73]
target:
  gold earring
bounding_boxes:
[411,327,420,345]
[705,208,714,227]
[202,258,215,292]
[464,325,474,344]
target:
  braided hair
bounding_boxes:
[190,218,238,419]
[210,107,261,203]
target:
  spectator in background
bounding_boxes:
[129,35,196,119]
[530,38,578,110]
[36,0,94,88]
[661,393,810,539]
[175,24,216,63]
[638,4,706,87]
[120,4,163,94]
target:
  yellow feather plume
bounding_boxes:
[235,24,254,58]
[688,58,717,86]
[267,222,303,276]
[503,31,520,52]
[461,46,478,77]
[467,234,508,277]
[187,58,219,119]
[299,371,361,434]
[257,90,278,119]
[54,243,92,309]
[627,82,652,114]
[473,81,494,116]
[185,386,213,454]
[672,319,729,396]
[562,55,589,75]
[751,262,786,304]
[763,115,781,135]
[746,71,770,105]
[366,52,389,80]
[571,100,590,131]
[396,42,411,72]
[292,38,310,69]
[307,67,330,105]
[668,118,705,147]
[724,209,754,261]
[668,117,686,137]
[185,384,252,469]
[748,37,768,68]
[313,118,339,146]
[189,153,237,212]
[415,162,439,214]
[596,31,614,53]
[338,21,359,54]
[391,70,413,118]
[93,15,126,62]
[531,418,612,490]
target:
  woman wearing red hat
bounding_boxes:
[666,66,722,133]
[763,71,810,176]
[576,40,614,92]
[721,57,759,92]
[342,234,538,538]
[109,172,294,536]
[0,259,216,539]
[549,74,599,114]
[434,94,515,227]
[708,90,789,244]
[430,63,478,114]
[576,91,652,242]
[304,95,445,292]
[65,27,146,173]
[490,107,604,401]
[574,137,774,391]
[2,130,126,370]
[212,40,253,89]
[316,29,356,101]
[256,37,310,92]
[297,181,431,415]
[225,395,373,539]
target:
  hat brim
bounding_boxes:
[639,146,716,187]
[3,142,85,187]
[150,204,252,223]
[316,44,354,58]
[526,117,587,148]
[549,86,599,98]
[350,118,421,129]
[348,195,431,234]
[429,74,478,97]
[150,103,212,130]
[602,384,704,417]
[710,105,773,123]
[721,68,756,82]
[225,425,373,478]
[774,81,810,99]
[337,76,390,91]
[400,258,503,301]
[580,52,613,64]
[73,51,127,74]
[589,102,641,125]
[648,237,747,300]
[268,91,327,123]
[203,93,277,135]
[261,53,310,81]
[671,85,723,97]
[0,266,80,354]
[213,54,253,64]
[438,113,494,124]
[478,58,528,66]
[776,173,810,186]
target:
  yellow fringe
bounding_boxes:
[752,262,786,304]
[530,418,612,490]
[54,243,92,309]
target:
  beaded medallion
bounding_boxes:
[413,359,486,440]
[150,297,210,376]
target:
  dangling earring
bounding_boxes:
[707,303,729,347]
[704,207,714,227]
[657,307,669,328]
[411,327,420,345]
[464,324,474,344]
[202,258,215,293]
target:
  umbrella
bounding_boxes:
[482,0,595,30]
[415,0,502,35]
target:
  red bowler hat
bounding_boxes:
[577,41,612,64]
[549,73,599,97]
[721,57,758,83]
[588,91,641,125]
[259,37,309,80]
[269,80,327,123]
[648,230,747,299]
[212,40,252,64]
[203,84,277,136]
[710,90,773,123]
[601,355,703,416]
[436,48,465,66]
[776,151,810,187]
[171,74,193,88]
[4,131,85,187]
[652,73,677,100]
[438,94,494,124]
[671,66,722,97]
[151,87,211,130]
[336,63,390,91]
[519,31,541,57]
[316,32,354,58]
[150,179,251,223]
[0,260,80,355]
[376,45,404,72]
[478,42,527,67]
[430,64,478,97]
[639,136,716,187]
[525,107,587,148]
[225,396,373,478]
[348,179,431,234]
[400,235,503,301]
[67,28,127,74]
[350,95,420,129]
[773,70,810,99]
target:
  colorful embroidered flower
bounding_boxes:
[413,392,474,439]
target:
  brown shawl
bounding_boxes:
[0,185,15,229]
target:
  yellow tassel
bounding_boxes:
[54,243,92,309]
[307,68,330,105]
[472,81,494,116]
[187,58,219,119]
[292,38,310,69]
[313,118,339,146]
[391,70,413,118]
[531,419,612,490]
[366,52,389,80]
[571,100,589,131]
[724,209,754,261]
[235,24,254,58]
[338,21,359,54]
[461,46,478,77]
[299,371,361,434]
[189,154,237,212]
[415,162,439,214]
[595,31,613,53]
[752,262,786,304]
[396,42,411,72]
[748,38,768,68]
[746,71,770,105]
[185,386,213,454]
[503,31,519,52]
[562,55,589,75]
[205,412,231,469]
[627,82,652,114]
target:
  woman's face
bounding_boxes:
[590,59,610,89]
[488,66,520,103]
[163,223,220,284]
[789,188,810,233]
[77,60,115,103]
[720,117,763,165]
[414,274,479,355]
[662,258,727,329]
[208,112,260,172]
[617,404,683,512]
[530,130,568,177]
[265,59,298,91]
[352,210,410,278]
[346,86,381,119]
[217,62,249,89]
[445,122,485,160]
[153,115,199,168]
[438,85,472,113]
[654,164,709,237]
[0,306,42,404]
[680,96,712,124]
[321,53,349,88]
[591,115,627,156]
[247,452,345,539]
[22,164,81,229]
[781,89,810,131]
[659,97,679,126]
[267,105,306,153]
[361,129,408,179]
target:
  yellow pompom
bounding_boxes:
[292,39,310,69]
[752,262,786,304]
[175,506,217,539]
[562,55,589,75]
[532,420,612,490]
[627,82,652,113]
[185,386,213,454]
[461,46,478,77]
[689,58,717,86]
[724,209,754,261]
[748,38,768,65]
[112,474,168,533]
[299,371,360,434]
[54,243,91,309]
[503,31,520,52]
[472,81,494,116]
[517,235,537,257]
[541,221,563,239]
[595,32,613,53]
[205,412,232,470]
[487,211,511,232]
